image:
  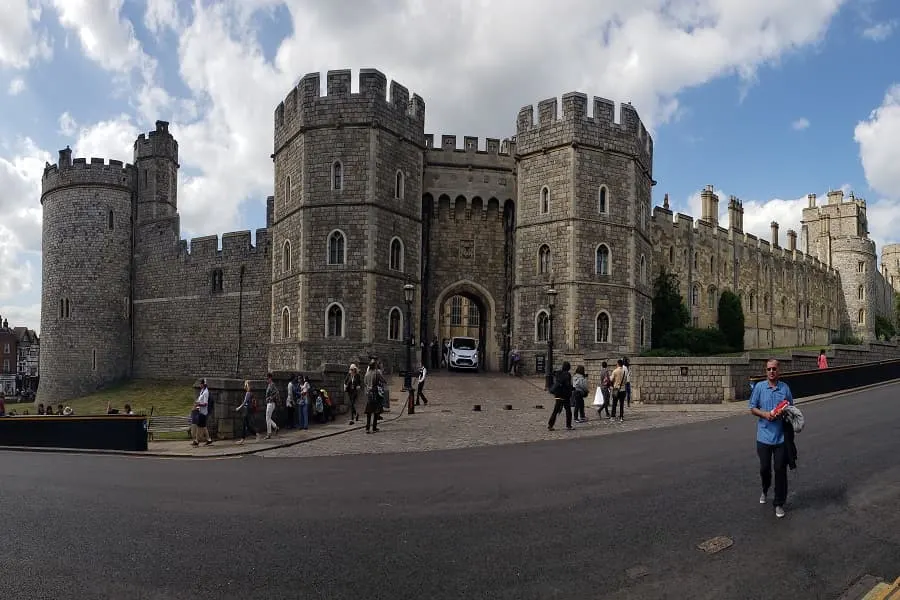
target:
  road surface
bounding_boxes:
[1,382,898,599]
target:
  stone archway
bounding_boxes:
[433,280,498,371]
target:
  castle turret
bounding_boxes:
[270,69,426,371]
[883,244,900,295]
[514,92,654,358]
[39,150,136,403]
[133,120,179,223]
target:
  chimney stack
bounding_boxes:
[807,193,816,208]
[771,221,780,248]
[787,229,797,252]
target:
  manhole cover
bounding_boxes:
[697,536,733,554]
[625,565,650,580]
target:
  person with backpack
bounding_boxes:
[235,380,260,444]
[571,365,589,423]
[597,361,612,418]
[547,361,574,431]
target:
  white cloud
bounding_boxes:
[50,0,144,73]
[144,0,183,35]
[71,115,140,162]
[855,84,900,200]
[58,112,77,136]
[792,117,810,131]
[0,0,52,68]
[0,302,40,333]
[862,21,896,41]
[8,78,26,96]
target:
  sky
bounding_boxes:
[1,0,900,335]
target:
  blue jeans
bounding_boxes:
[299,402,309,429]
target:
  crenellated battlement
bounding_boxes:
[424,134,517,171]
[134,120,179,164]
[514,93,652,176]
[41,147,135,201]
[274,68,426,151]
[182,229,270,260]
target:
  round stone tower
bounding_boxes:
[39,148,136,404]
[883,244,900,295]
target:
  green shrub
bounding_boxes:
[717,290,744,352]
[658,327,733,355]
[651,267,689,349]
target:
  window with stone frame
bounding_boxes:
[108,210,114,230]
[327,230,346,265]
[805,304,810,319]
[857,261,865,273]
[595,312,610,343]
[640,317,646,346]
[395,170,405,200]
[709,256,714,273]
[595,244,610,275]
[707,287,717,309]
[327,303,344,337]
[640,255,647,284]
[748,291,755,311]
[211,269,224,294]
[92,349,97,371]
[388,308,402,341]
[763,294,769,312]
[858,308,865,324]
[781,297,787,317]
[332,161,343,191]
[450,296,463,326]
[389,238,404,272]
[857,285,864,301]
[281,307,291,339]
[467,302,480,327]
[536,310,550,342]
[285,175,291,206]
[540,186,550,215]
[691,284,700,307]
[598,186,609,214]
[693,250,699,270]
[282,240,292,273]
[538,244,552,275]
[668,246,674,264]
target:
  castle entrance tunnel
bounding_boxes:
[434,288,494,372]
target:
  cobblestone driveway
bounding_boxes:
[261,372,744,458]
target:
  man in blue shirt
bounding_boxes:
[749,359,794,519]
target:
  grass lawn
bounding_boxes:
[8,379,196,417]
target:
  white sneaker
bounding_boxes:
[775,506,785,518]
[759,493,767,504]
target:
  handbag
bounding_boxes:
[592,387,605,407]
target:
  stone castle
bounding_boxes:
[38,67,900,403]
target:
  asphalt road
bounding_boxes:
[1,382,899,600]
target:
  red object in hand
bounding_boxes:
[771,399,789,417]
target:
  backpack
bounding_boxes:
[601,373,611,388]
[250,394,258,413]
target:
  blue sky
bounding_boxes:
[1,0,900,334]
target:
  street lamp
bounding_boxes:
[545,282,558,391]
[403,282,415,415]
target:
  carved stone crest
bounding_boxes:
[460,240,475,262]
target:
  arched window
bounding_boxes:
[388,307,402,341]
[857,285,864,301]
[640,255,647,283]
[598,186,609,214]
[692,284,700,307]
[59,298,64,318]
[281,307,291,339]
[327,230,346,265]
[595,312,610,343]
[285,175,291,206]
[282,240,292,273]
[332,161,343,191]
[763,294,769,312]
[640,317,646,347]
[595,244,610,275]
[693,251,699,270]
[540,186,550,215]
[389,237,404,272]
[536,310,550,342]
[395,170,405,200]
[707,287,717,309]
[538,244,551,274]
[749,292,755,311]
[858,308,865,324]
[781,296,787,317]
[108,210,114,230]
[709,256,714,273]
[668,246,674,264]
[326,303,344,337]
[211,269,224,293]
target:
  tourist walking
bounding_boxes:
[415,363,428,405]
[749,359,795,519]
[344,364,362,425]
[597,361,612,418]
[509,348,521,376]
[623,357,632,407]
[817,349,828,369]
[610,360,626,422]
[299,375,310,430]
[571,365,589,423]
[234,380,259,444]
[547,361,574,431]
[286,374,297,429]
[264,372,279,439]
[192,378,213,446]
[364,359,380,433]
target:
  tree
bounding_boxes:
[717,289,745,352]
[651,267,689,348]
[875,315,896,341]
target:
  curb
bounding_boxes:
[0,403,410,459]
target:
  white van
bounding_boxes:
[449,336,479,371]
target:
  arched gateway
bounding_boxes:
[433,280,498,371]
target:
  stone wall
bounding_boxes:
[582,342,900,404]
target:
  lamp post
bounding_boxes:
[545,282,558,391]
[403,282,415,415]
